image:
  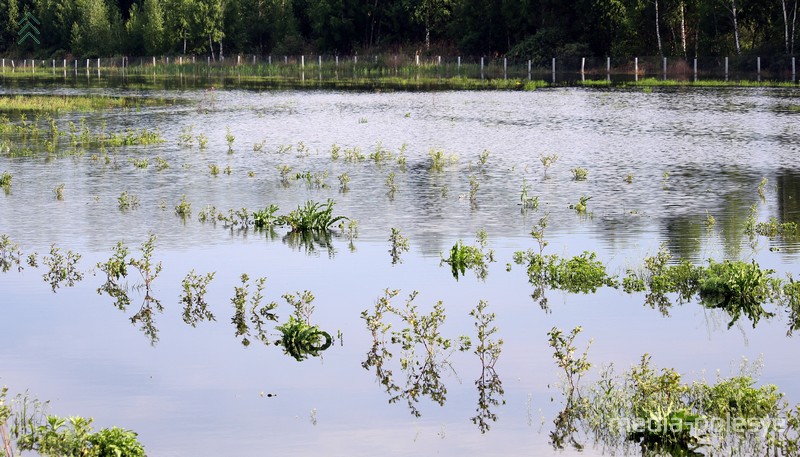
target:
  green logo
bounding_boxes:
[18,12,41,45]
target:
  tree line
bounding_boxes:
[0,0,797,62]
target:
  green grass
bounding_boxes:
[0,94,173,112]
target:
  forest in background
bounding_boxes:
[0,0,798,62]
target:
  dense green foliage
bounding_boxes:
[1,0,798,59]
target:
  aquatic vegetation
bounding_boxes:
[209,164,220,176]
[343,146,365,162]
[0,171,10,191]
[369,142,394,163]
[748,216,799,238]
[624,173,634,184]
[225,127,235,153]
[197,133,208,149]
[549,342,800,456]
[386,172,397,198]
[540,154,559,178]
[389,228,410,265]
[252,139,266,152]
[223,165,232,175]
[154,156,169,171]
[174,195,192,219]
[662,170,670,189]
[275,316,333,361]
[276,199,348,233]
[548,326,592,401]
[0,94,168,113]
[274,290,333,361]
[339,219,359,250]
[519,178,539,210]
[470,300,505,433]
[117,191,140,211]
[569,195,591,213]
[758,177,768,200]
[622,244,784,327]
[294,170,328,189]
[277,165,293,184]
[0,234,23,273]
[338,172,351,191]
[478,149,490,167]
[361,289,470,417]
[429,148,448,172]
[441,229,495,281]
[571,167,588,181]
[178,125,194,147]
[231,274,276,346]
[330,144,341,160]
[128,233,162,295]
[42,244,83,292]
[53,184,64,201]
[697,259,778,328]
[96,241,131,311]
[131,157,149,169]
[180,270,216,327]
[253,204,280,229]
[197,205,219,223]
[705,210,716,227]
[397,144,408,170]
[515,242,617,294]
[469,174,480,205]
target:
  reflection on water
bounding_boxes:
[2,85,800,456]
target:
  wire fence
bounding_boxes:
[1,54,798,83]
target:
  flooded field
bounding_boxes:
[1,84,800,456]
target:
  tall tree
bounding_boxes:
[143,0,166,54]
[411,0,453,50]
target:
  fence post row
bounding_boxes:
[3,54,800,81]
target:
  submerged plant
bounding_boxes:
[0,234,23,272]
[96,241,131,310]
[338,172,351,192]
[624,173,634,184]
[275,316,333,362]
[478,149,490,167]
[569,195,591,213]
[758,177,768,200]
[361,289,468,417]
[520,178,539,210]
[697,259,778,328]
[471,300,505,433]
[225,126,235,153]
[571,167,588,181]
[389,228,410,264]
[540,154,559,178]
[429,148,448,172]
[42,244,83,292]
[369,142,394,163]
[441,229,495,281]
[174,195,192,219]
[231,273,277,346]
[117,191,140,211]
[469,174,480,205]
[386,172,397,198]
[53,184,64,201]
[128,233,162,295]
[180,270,216,327]
[253,204,280,229]
[277,199,347,233]
[0,171,11,192]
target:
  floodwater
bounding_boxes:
[1,84,800,456]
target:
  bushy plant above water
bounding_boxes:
[441,229,495,281]
[276,199,348,233]
[547,327,800,456]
